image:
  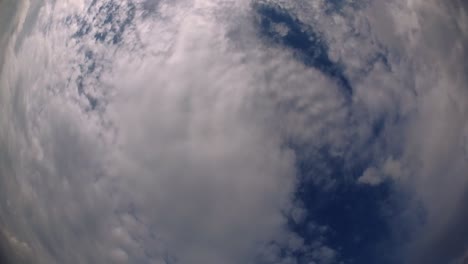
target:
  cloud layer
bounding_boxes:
[0,0,467,263]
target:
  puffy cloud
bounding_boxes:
[1,0,467,263]
[358,167,383,186]
[1,0,298,263]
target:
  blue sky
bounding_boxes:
[254,4,400,262]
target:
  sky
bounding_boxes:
[0,0,467,263]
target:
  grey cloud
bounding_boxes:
[358,167,383,186]
[1,0,301,263]
[371,0,468,262]
[413,187,468,264]
[1,0,468,264]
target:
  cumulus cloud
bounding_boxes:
[1,0,299,263]
[0,0,467,263]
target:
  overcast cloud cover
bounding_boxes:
[0,0,467,263]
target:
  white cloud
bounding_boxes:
[1,0,467,264]
[1,0,300,263]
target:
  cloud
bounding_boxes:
[358,167,383,186]
[278,0,468,262]
[1,0,467,264]
[367,0,468,263]
[1,0,300,263]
